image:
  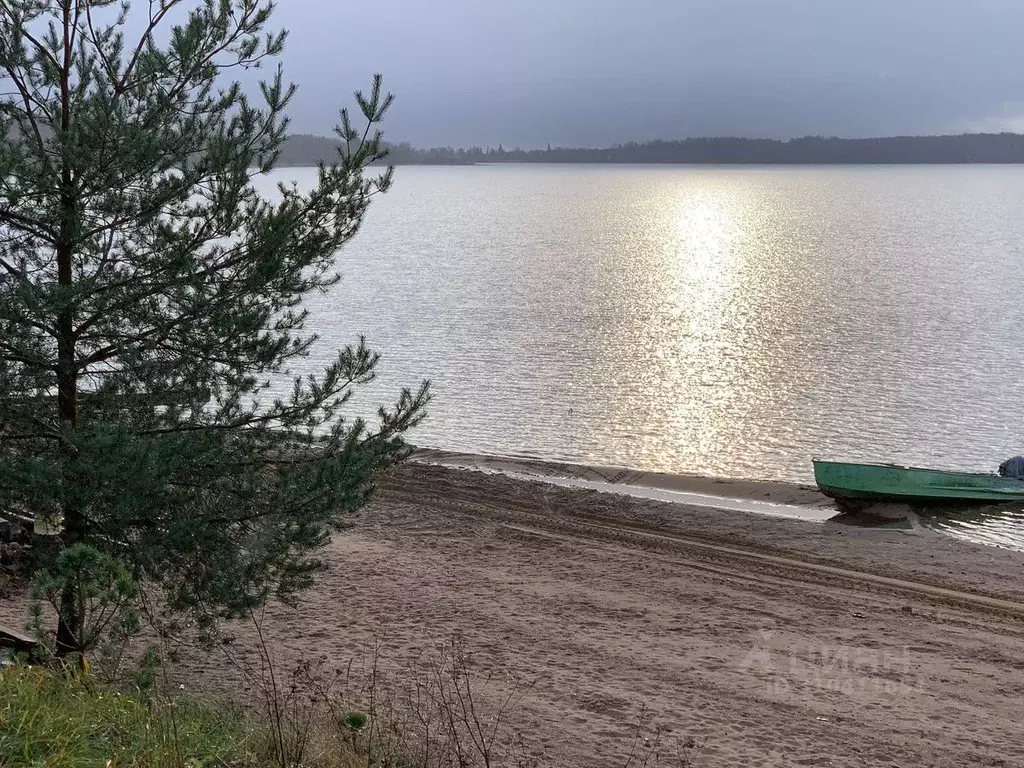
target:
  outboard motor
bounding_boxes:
[998,456,1024,479]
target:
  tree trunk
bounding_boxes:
[54,0,82,662]
[54,233,82,661]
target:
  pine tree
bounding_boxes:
[0,0,429,657]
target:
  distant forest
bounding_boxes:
[279,132,1024,166]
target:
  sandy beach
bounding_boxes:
[5,460,1024,767]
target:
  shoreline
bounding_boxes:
[409,447,829,507]
[409,448,1024,548]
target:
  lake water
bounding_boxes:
[257,165,1024,548]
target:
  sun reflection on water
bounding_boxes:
[652,183,776,476]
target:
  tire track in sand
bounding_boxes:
[380,477,1024,622]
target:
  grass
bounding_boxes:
[0,665,260,767]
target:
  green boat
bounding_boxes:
[813,459,1024,506]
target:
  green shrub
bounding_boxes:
[0,666,255,767]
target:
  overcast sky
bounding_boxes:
[269,0,1023,148]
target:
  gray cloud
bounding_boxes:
[268,0,1024,147]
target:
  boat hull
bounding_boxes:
[812,460,1024,505]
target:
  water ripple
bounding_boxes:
[256,165,1024,549]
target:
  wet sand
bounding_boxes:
[5,461,1024,767]
[409,448,832,509]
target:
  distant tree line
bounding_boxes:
[279,132,1024,166]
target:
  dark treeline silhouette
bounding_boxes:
[279,132,1024,166]
[278,135,475,165]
